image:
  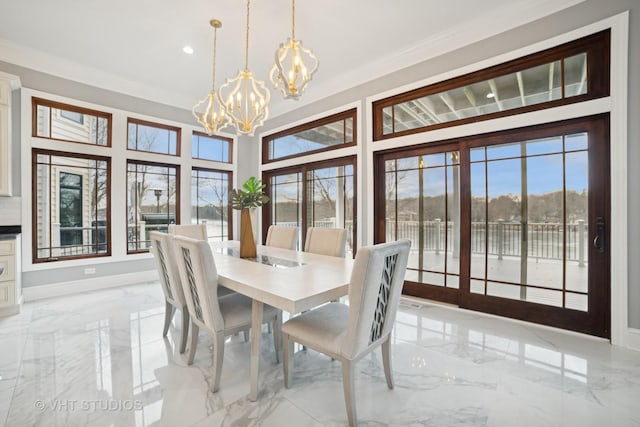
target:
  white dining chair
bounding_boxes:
[304,227,347,257]
[149,231,190,354]
[169,223,237,298]
[168,223,208,240]
[265,225,298,250]
[172,235,282,392]
[282,239,411,427]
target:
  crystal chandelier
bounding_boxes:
[192,19,231,135]
[219,0,270,136]
[270,0,318,100]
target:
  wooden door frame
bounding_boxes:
[374,114,610,337]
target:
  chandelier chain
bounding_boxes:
[211,24,218,91]
[291,0,296,40]
[244,0,250,71]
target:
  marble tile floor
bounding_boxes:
[0,282,639,426]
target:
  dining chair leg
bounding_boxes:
[187,321,199,365]
[163,301,175,337]
[381,336,394,389]
[211,331,225,393]
[243,330,249,342]
[342,360,357,427]
[282,333,294,388]
[272,311,282,364]
[178,309,189,354]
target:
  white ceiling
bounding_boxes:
[0,0,584,120]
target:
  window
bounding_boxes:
[262,109,356,163]
[60,110,84,124]
[191,169,232,241]
[126,161,179,253]
[59,172,83,247]
[33,97,111,146]
[127,118,180,156]
[264,157,356,256]
[192,132,232,163]
[33,150,110,262]
[373,30,609,140]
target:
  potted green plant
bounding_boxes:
[230,176,269,258]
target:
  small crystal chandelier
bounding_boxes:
[219,0,270,136]
[270,0,318,100]
[192,19,231,135]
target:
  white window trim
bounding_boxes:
[21,87,238,271]
[365,12,629,347]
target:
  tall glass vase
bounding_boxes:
[239,208,257,258]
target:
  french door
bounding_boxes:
[262,156,357,256]
[375,115,610,337]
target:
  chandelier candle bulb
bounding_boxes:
[270,0,318,100]
[218,0,270,136]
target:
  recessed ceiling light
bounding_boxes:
[486,92,495,98]
[183,45,194,55]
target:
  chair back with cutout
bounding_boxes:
[150,231,186,307]
[342,240,410,359]
[304,227,347,257]
[169,223,208,240]
[265,225,299,250]
[172,236,224,335]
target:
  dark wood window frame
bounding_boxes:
[32,97,113,146]
[192,131,233,163]
[32,148,112,263]
[372,30,610,141]
[262,155,357,254]
[373,114,610,337]
[127,117,182,156]
[126,159,181,254]
[261,108,357,164]
[191,167,233,240]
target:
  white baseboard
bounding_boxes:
[627,328,640,352]
[22,270,158,302]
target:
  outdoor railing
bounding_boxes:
[387,219,588,264]
[55,219,587,264]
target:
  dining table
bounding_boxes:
[209,240,354,401]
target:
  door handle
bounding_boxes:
[593,217,605,253]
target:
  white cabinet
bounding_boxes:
[0,235,22,316]
[0,72,21,197]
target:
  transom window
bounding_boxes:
[192,132,232,163]
[33,97,111,146]
[262,109,356,163]
[127,118,180,156]
[33,150,110,262]
[126,161,179,253]
[373,30,609,140]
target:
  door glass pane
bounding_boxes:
[384,151,460,288]
[565,150,589,294]
[271,173,302,227]
[385,160,398,242]
[191,169,230,241]
[486,157,522,285]
[470,133,589,311]
[307,165,355,257]
[470,160,487,287]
